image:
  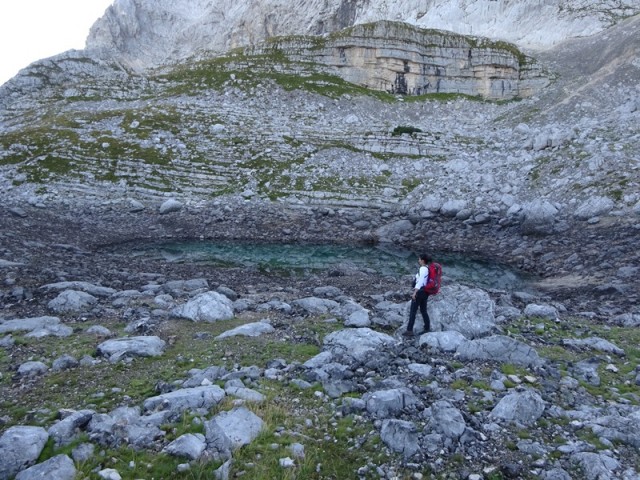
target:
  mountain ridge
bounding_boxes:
[85,0,640,73]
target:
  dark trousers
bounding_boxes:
[408,289,430,332]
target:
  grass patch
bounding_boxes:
[3,311,407,479]
[391,126,422,137]
[0,314,342,428]
[508,315,640,404]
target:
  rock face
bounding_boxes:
[248,21,549,99]
[85,0,639,72]
[0,11,638,234]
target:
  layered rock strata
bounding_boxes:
[248,21,549,99]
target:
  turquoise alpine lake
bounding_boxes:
[119,241,535,292]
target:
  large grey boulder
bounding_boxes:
[86,406,169,449]
[163,433,207,460]
[48,409,95,446]
[0,316,60,334]
[292,297,340,315]
[420,195,443,213]
[372,300,406,328]
[418,331,467,352]
[52,354,79,372]
[524,303,558,320]
[163,279,209,295]
[490,390,545,426]
[571,358,601,386]
[225,386,266,403]
[427,285,496,339]
[204,419,233,460]
[613,313,640,327]
[520,199,559,235]
[215,320,274,339]
[183,365,228,388]
[0,426,49,480]
[363,388,419,419]
[587,411,640,448]
[25,323,73,338]
[159,198,183,214]
[14,454,76,480]
[323,328,396,362]
[456,335,544,367]
[574,196,615,220]
[539,468,572,480]
[172,291,234,322]
[562,337,625,356]
[97,336,166,361]
[374,219,413,242]
[207,407,264,450]
[48,290,98,314]
[303,351,334,369]
[428,401,467,440]
[41,281,117,297]
[570,452,620,480]
[440,199,467,217]
[143,386,226,417]
[17,361,48,377]
[344,308,371,327]
[380,419,419,458]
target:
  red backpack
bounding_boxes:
[424,262,442,295]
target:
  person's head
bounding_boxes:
[418,253,432,264]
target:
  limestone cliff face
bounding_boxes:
[86,0,640,72]
[249,22,549,100]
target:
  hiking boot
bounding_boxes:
[402,330,414,337]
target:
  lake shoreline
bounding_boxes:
[2,200,638,320]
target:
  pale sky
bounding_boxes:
[0,0,114,86]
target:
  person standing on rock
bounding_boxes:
[404,253,432,336]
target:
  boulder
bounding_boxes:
[570,452,620,480]
[97,336,166,361]
[574,196,615,220]
[429,401,467,439]
[363,388,419,419]
[374,220,413,242]
[380,419,419,458]
[490,390,545,425]
[17,361,48,377]
[456,335,544,367]
[344,309,371,327]
[14,454,76,480]
[520,200,559,235]
[323,328,396,362]
[524,303,559,320]
[440,199,467,217]
[143,386,226,417]
[41,281,117,297]
[159,198,183,214]
[0,316,61,334]
[215,321,274,339]
[48,409,95,446]
[163,433,207,460]
[293,297,340,315]
[418,330,467,352]
[206,406,264,449]
[427,284,496,339]
[0,426,49,480]
[172,291,234,322]
[48,290,98,314]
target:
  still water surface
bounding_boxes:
[124,241,534,292]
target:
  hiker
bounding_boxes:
[404,253,432,336]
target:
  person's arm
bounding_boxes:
[412,265,429,298]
